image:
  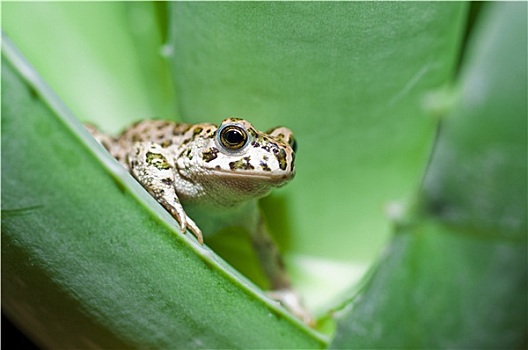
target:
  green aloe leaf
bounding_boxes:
[331,2,527,348]
[1,32,324,350]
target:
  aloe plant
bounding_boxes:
[2,2,526,348]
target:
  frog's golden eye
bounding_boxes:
[218,125,248,151]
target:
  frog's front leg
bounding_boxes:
[252,217,313,325]
[128,142,203,244]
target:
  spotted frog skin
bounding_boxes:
[88,117,296,244]
[86,118,310,322]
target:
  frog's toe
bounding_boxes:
[168,208,186,232]
[186,217,204,244]
[268,289,314,327]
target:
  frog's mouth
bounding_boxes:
[209,168,295,184]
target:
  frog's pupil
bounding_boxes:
[226,129,243,145]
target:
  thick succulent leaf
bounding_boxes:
[1,37,325,349]
[330,3,527,348]
[167,2,468,310]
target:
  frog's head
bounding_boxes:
[177,118,297,205]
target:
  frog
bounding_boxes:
[86,117,311,324]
